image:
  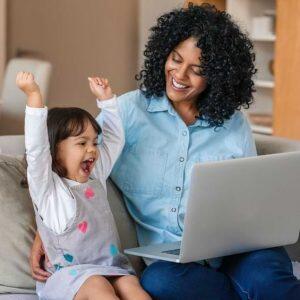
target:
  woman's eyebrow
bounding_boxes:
[173,49,182,58]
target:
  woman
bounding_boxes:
[31,4,300,299]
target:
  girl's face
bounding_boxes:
[164,37,207,106]
[57,121,99,183]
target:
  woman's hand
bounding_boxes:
[88,76,114,100]
[16,71,43,108]
[29,232,51,282]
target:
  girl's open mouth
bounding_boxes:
[81,158,95,174]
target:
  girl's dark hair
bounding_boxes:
[136,3,256,127]
[47,107,101,177]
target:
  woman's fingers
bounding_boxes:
[30,252,51,281]
[29,232,51,282]
[32,263,51,281]
[45,253,52,268]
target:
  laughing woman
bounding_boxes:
[31,4,300,299]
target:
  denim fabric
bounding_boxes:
[141,247,300,300]
[221,247,300,300]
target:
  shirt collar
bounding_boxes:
[146,93,172,113]
[147,93,212,128]
[191,117,211,128]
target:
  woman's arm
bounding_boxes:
[29,232,51,282]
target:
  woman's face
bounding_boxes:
[164,37,207,105]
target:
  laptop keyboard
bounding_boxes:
[162,248,180,255]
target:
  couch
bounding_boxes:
[0,134,299,299]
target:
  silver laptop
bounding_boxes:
[125,152,300,263]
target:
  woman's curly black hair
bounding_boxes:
[136,3,256,127]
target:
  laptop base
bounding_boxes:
[125,241,182,263]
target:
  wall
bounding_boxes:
[184,0,225,10]
[138,0,184,69]
[7,0,138,115]
[0,0,6,85]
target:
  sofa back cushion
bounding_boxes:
[0,155,36,294]
[107,179,145,275]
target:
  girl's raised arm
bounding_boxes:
[88,77,124,180]
[17,72,55,212]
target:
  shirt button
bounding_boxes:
[171,207,177,213]
[179,157,184,162]
[176,186,181,191]
[182,130,187,136]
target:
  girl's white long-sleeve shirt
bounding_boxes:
[25,97,124,234]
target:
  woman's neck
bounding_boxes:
[172,101,199,126]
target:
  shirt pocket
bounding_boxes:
[113,144,168,197]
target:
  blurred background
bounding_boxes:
[0,0,183,114]
[0,0,300,140]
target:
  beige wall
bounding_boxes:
[7,0,138,115]
[0,0,6,85]
[138,0,183,68]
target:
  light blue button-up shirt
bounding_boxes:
[98,89,257,267]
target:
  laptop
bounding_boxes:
[125,152,300,263]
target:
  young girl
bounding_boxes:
[16,72,151,300]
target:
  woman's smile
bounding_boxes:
[171,77,189,90]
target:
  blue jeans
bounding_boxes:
[141,247,300,300]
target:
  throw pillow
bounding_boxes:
[0,155,36,294]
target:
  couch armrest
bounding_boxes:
[254,134,300,261]
[254,133,300,155]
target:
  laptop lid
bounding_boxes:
[179,152,300,263]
